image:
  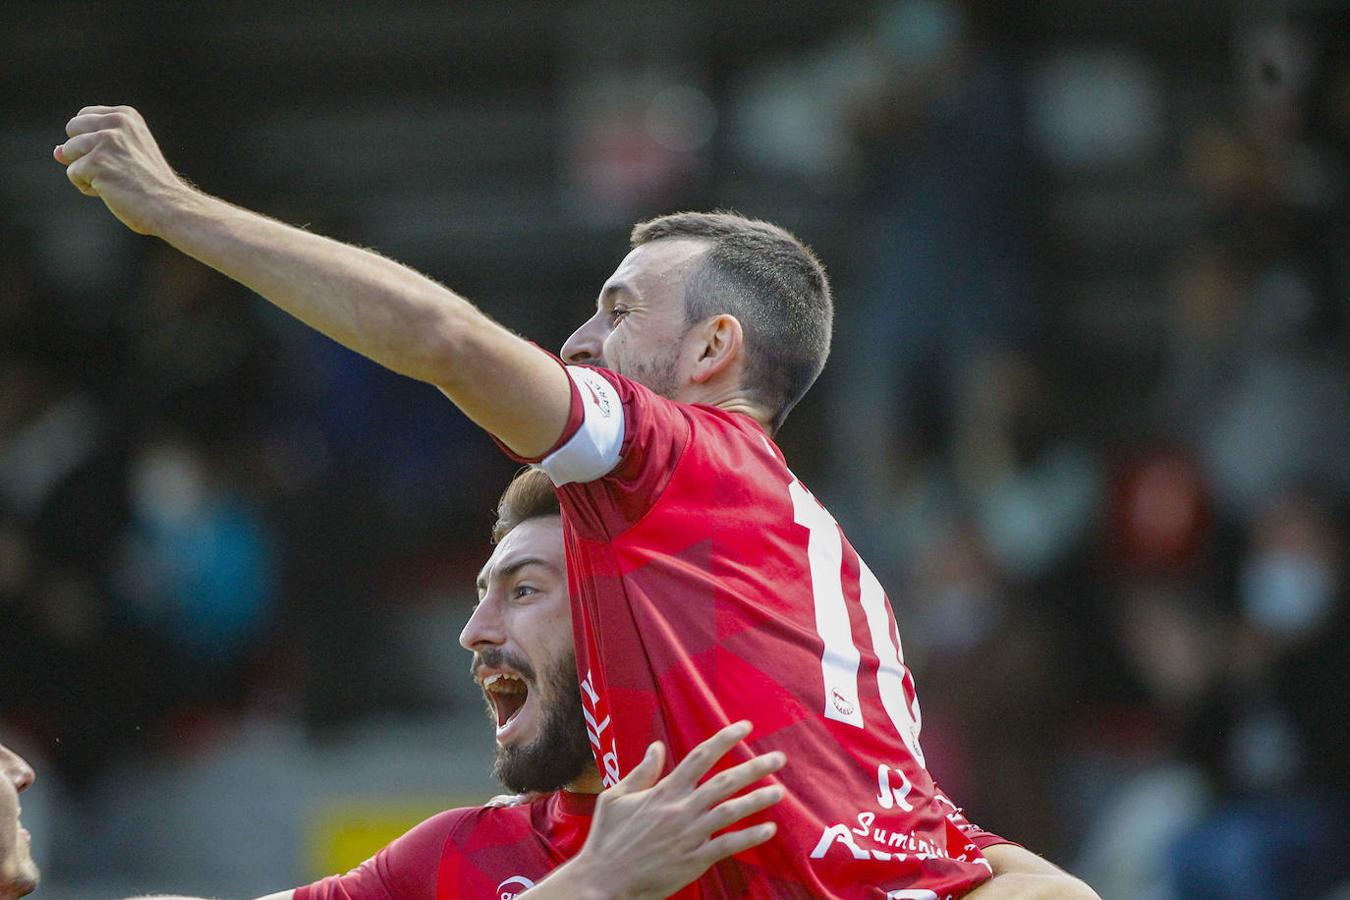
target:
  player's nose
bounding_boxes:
[561,316,605,366]
[0,745,34,793]
[459,597,506,652]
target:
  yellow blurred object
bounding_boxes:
[306,797,483,879]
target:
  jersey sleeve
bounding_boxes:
[293,809,472,900]
[534,366,691,536]
[932,782,1019,851]
[489,349,588,466]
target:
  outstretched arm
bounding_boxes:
[55,106,571,459]
[526,721,786,900]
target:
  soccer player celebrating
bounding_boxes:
[287,474,788,899]
[55,107,1097,898]
[0,742,38,900]
[130,471,1081,900]
[7,478,790,900]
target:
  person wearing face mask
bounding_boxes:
[0,743,38,900]
[1170,490,1349,897]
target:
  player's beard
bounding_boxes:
[615,335,685,401]
[488,650,594,795]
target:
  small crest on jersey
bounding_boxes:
[831,688,856,718]
[497,875,536,898]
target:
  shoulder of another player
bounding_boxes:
[441,797,545,841]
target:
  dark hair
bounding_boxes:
[493,467,561,543]
[631,211,833,432]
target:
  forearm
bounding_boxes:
[962,873,1099,899]
[147,189,570,456]
[964,844,1100,900]
[153,190,482,387]
[60,106,575,456]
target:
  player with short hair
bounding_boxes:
[56,107,1098,897]
[130,470,1087,900]
[0,742,38,900]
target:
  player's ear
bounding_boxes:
[690,314,742,385]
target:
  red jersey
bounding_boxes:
[516,364,1006,899]
[294,791,594,900]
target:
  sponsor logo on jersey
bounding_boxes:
[876,763,914,812]
[810,811,954,863]
[580,668,621,786]
[497,874,536,898]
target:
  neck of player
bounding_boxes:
[566,765,605,795]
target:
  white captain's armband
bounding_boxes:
[539,366,625,486]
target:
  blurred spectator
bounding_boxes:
[1106,450,1211,577]
[113,434,276,665]
[1168,489,1349,897]
[1073,579,1224,900]
[899,518,1067,856]
[820,0,1035,542]
[873,348,1100,588]
[1163,11,1350,520]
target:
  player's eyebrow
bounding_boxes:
[599,282,635,309]
[476,556,559,593]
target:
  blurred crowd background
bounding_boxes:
[3,1,1348,897]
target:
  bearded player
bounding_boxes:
[132,471,1082,900]
[281,472,789,899]
[56,107,1097,898]
[12,477,789,900]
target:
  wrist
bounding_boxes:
[526,853,617,900]
[146,179,211,239]
[562,853,618,900]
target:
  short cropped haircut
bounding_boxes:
[493,467,561,543]
[631,211,833,432]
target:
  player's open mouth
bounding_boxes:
[483,672,529,732]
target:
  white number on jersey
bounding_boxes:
[789,478,925,766]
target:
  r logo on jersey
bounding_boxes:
[831,688,856,718]
[497,875,536,898]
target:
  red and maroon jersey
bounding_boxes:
[294,791,593,900]
[513,363,1007,899]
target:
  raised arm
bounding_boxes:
[55,105,571,459]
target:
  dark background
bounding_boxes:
[2,1,1348,896]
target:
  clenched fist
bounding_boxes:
[54,105,191,236]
